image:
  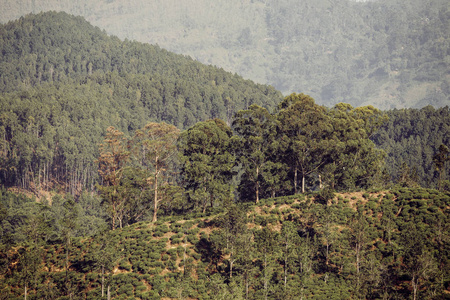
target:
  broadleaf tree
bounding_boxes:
[96,126,130,230]
[232,104,280,202]
[133,122,180,222]
[179,119,235,212]
[277,93,332,194]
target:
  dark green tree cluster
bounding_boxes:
[179,119,235,213]
[233,93,387,202]
[91,93,386,230]
[372,105,450,189]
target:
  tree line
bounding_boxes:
[1,11,449,202]
[3,0,448,109]
[94,93,387,230]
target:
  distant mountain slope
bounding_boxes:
[0,0,448,109]
[0,12,281,191]
[0,11,280,118]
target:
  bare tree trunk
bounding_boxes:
[230,259,234,279]
[229,245,234,279]
[294,166,298,194]
[183,236,187,276]
[284,244,288,289]
[264,254,268,300]
[152,168,159,223]
[256,166,260,203]
[101,265,104,297]
[302,174,306,194]
[111,215,115,231]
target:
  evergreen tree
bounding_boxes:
[277,93,332,193]
[96,126,130,230]
[433,144,449,191]
[179,119,235,212]
[232,104,281,202]
[133,122,180,222]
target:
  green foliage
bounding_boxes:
[6,188,444,298]
[179,119,236,212]
[372,106,450,189]
[0,8,449,300]
[0,11,281,195]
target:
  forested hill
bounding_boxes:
[0,12,281,114]
[0,12,281,192]
[1,0,449,109]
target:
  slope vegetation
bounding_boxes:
[1,187,449,299]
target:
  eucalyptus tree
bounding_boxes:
[400,222,438,300]
[179,119,235,212]
[59,197,78,298]
[254,227,279,300]
[232,104,281,202]
[277,93,332,194]
[216,204,248,279]
[324,103,387,191]
[279,221,300,291]
[96,126,130,230]
[87,232,120,298]
[433,144,449,191]
[133,122,180,222]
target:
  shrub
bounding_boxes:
[167,260,178,272]
[153,230,164,237]
[285,197,295,205]
[254,215,267,226]
[197,220,206,228]
[136,285,146,293]
[187,234,198,244]
[119,260,132,271]
[148,252,161,260]
[271,208,280,215]
[192,252,201,260]
[170,238,182,244]
[266,215,279,224]
[291,203,302,209]
[186,227,200,235]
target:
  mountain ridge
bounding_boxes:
[1,0,449,109]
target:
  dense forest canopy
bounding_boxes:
[1,0,449,109]
[373,106,450,188]
[0,12,281,195]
